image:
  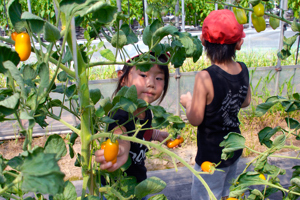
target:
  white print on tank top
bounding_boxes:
[220,85,248,131]
[129,138,148,164]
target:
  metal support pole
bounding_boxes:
[274,0,287,95]
[175,0,179,28]
[215,3,218,10]
[3,0,10,32]
[144,0,149,26]
[27,0,32,13]
[248,5,252,29]
[127,0,130,27]
[175,68,181,116]
[181,0,185,32]
[117,0,122,27]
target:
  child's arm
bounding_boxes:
[180,71,211,126]
[241,86,251,108]
[95,126,131,172]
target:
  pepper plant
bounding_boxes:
[0,0,215,199]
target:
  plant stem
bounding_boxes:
[91,132,217,200]
[58,118,81,135]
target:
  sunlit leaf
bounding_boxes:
[90,2,117,23]
[44,134,67,160]
[175,32,196,57]
[100,49,115,61]
[220,132,246,160]
[20,151,65,195]
[21,12,45,34]
[44,22,61,42]
[0,93,19,109]
[148,194,168,200]
[111,30,127,48]
[143,26,152,47]
[135,177,166,199]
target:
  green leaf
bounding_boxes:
[291,177,300,187]
[82,196,100,200]
[175,32,196,57]
[7,156,23,170]
[3,61,26,98]
[293,93,300,100]
[20,111,34,120]
[89,88,102,104]
[57,71,68,82]
[171,47,186,68]
[99,97,113,115]
[119,97,137,113]
[21,12,45,34]
[150,19,163,33]
[153,25,178,43]
[22,64,36,81]
[137,99,148,108]
[59,0,86,18]
[134,177,166,199]
[100,49,115,61]
[249,0,261,7]
[7,0,23,27]
[219,132,246,160]
[61,46,73,64]
[255,101,279,117]
[0,43,20,74]
[291,19,300,32]
[95,107,105,117]
[272,134,286,150]
[124,85,138,103]
[192,36,203,63]
[148,194,168,200]
[136,63,153,72]
[143,26,152,47]
[99,116,116,124]
[120,23,139,45]
[111,30,127,48]
[20,151,65,195]
[237,172,268,187]
[44,22,61,42]
[37,62,49,95]
[258,126,281,148]
[89,2,118,23]
[150,105,167,118]
[53,181,77,200]
[44,134,67,160]
[0,93,19,109]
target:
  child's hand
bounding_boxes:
[95,141,130,172]
[180,92,192,108]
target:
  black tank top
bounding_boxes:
[195,62,249,168]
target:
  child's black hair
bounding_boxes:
[204,40,237,64]
[113,52,169,104]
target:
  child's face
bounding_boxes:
[124,65,165,104]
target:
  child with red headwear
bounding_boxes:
[180,9,251,200]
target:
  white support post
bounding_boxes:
[144,0,149,27]
[27,0,32,13]
[215,3,218,10]
[248,5,252,29]
[181,0,185,32]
